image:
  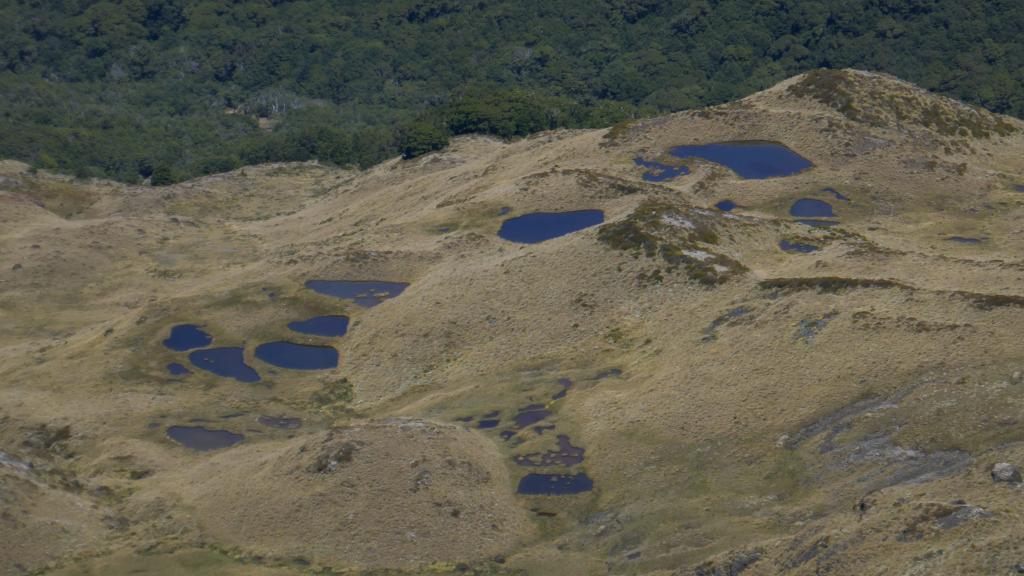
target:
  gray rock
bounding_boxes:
[991,462,1022,484]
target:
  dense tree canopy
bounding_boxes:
[1,0,1022,183]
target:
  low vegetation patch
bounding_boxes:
[599,201,746,285]
[789,70,1017,139]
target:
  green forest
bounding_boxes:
[1,0,1022,184]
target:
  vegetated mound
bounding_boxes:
[787,69,1019,139]
[175,420,532,570]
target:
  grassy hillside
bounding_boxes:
[1,0,1023,183]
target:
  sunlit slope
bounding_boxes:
[1,70,1024,575]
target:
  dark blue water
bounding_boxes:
[255,342,339,370]
[790,199,834,218]
[498,210,604,244]
[305,280,409,308]
[258,415,302,429]
[948,236,983,244]
[514,405,551,428]
[166,426,243,451]
[167,362,190,376]
[1015,184,1024,192]
[822,187,850,201]
[478,419,500,429]
[163,324,213,351]
[188,348,261,382]
[634,157,690,182]
[779,240,819,253]
[288,315,349,337]
[552,378,573,400]
[667,142,812,179]
[715,200,737,212]
[517,473,594,495]
[795,219,839,228]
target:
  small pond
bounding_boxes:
[667,142,812,179]
[288,315,349,337]
[167,362,190,376]
[634,157,690,182]
[714,200,737,212]
[163,324,213,351]
[255,341,339,370]
[513,404,551,428]
[789,198,834,218]
[498,210,605,244]
[948,236,984,244]
[166,426,244,451]
[517,472,594,495]
[188,347,261,382]
[552,378,573,400]
[305,280,409,308]
[779,240,819,253]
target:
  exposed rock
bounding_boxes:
[991,462,1022,484]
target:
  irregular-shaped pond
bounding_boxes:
[188,347,260,382]
[667,142,812,179]
[513,404,551,428]
[517,472,594,495]
[513,435,585,467]
[166,426,243,451]
[790,198,834,218]
[288,315,349,337]
[634,157,690,182]
[714,200,737,212]
[163,324,213,351]
[305,280,409,308]
[255,342,339,370]
[498,210,604,244]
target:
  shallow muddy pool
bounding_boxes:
[305,280,409,308]
[779,240,819,253]
[513,435,585,467]
[166,425,243,451]
[288,315,349,337]
[258,415,302,429]
[948,236,984,244]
